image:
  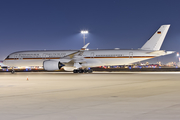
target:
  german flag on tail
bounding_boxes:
[157,31,161,34]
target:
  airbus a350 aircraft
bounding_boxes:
[3,25,174,73]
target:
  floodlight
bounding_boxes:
[177,52,179,57]
[81,30,88,34]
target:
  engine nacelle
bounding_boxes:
[43,60,64,71]
[63,67,75,71]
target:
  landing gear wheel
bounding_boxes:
[11,70,15,74]
[84,69,88,73]
[88,69,93,73]
[79,69,84,73]
[73,69,93,73]
[73,69,78,73]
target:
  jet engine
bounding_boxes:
[63,67,75,71]
[43,60,64,71]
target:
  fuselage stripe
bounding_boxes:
[4,56,155,60]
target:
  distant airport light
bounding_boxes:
[81,30,89,45]
[177,52,179,57]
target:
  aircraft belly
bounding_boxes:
[4,60,44,67]
[96,58,151,66]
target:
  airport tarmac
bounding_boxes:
[0,72,180,120]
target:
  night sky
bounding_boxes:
[0,0,180,64]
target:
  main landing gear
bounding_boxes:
[73,69,93,73]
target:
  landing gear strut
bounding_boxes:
[73,69,93,73]
[11,68,15,74]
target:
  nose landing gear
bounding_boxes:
[11,67,15,74]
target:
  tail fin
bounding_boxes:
[141,25,170,50]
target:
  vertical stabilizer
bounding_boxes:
[141,25,170,50]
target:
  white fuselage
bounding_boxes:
[3,49,163,68]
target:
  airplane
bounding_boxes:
[3,24,174,73]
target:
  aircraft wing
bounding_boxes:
[61,43,90,59]
[60,43,90,69]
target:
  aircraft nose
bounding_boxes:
[0,60,7,67]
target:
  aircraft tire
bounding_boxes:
[88,69,93,73]
[73,69,78,73]
[11,70,15,74]
[84,69,88,73]
[79,69,84,73]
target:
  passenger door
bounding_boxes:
[129,52,133,58]
[90,52,94,58]
[42,53,49,60]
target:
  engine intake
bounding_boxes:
[43,60,64,71]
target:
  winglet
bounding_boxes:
[81,43,90,50]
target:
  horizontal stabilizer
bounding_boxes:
[165,51,175,55]
[147,50,175,56]
[147,50,165,55]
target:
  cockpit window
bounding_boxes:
[6,56,9,59]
